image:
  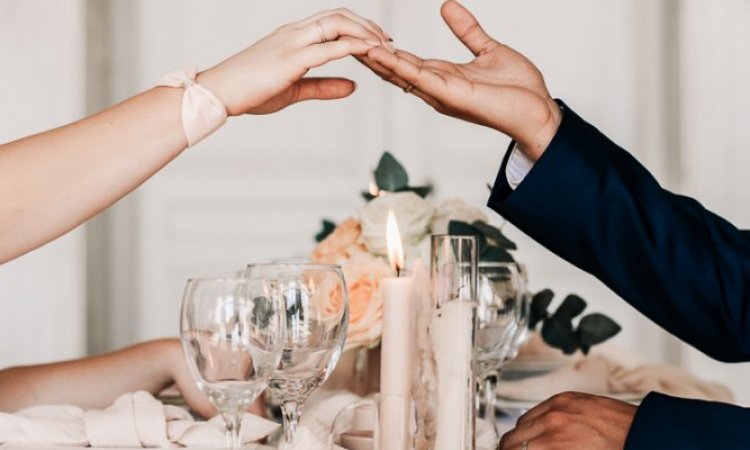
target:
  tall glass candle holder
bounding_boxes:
[430,235,478,450]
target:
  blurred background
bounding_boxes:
[1,0,749,403]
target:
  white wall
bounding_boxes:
[3,0,750,406]
[96,0,675,365]
[677,0,750,406]
[0,0,87,366]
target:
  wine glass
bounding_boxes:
[180,277,283,449]
[504,263,531,361]
[245,263,349,448]
[474,262,523,421]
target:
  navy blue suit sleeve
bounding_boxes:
[488,101,750,448]
[488,101,750,362]
[624,392,750,449]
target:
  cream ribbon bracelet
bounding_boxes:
[157,68,227,147]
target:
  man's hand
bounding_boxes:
[360,0,561,161]
[500,392,637,450]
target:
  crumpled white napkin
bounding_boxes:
[476,418,500,450]
[499,354,734,403]
[277,419,345,450]
[296,390,498,450]
[0,391,279,447]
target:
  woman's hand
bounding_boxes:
[359,0,561,161]
[198,8,393,116]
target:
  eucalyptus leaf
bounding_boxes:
[448,220,488,254]
[315,219,336,243]
[555,294,587,319]
[541,314,578,354]
[472,221,517,250]
[252,296,273,329]
[576,313,622,354]
[529,289,554,329]
[374,152,409,191]
[481,245,515,263]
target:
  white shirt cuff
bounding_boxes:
[505,143,535,190]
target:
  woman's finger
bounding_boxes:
[294,7,390,42]
[295,77,356,102]
[298,38,379,70]
[295,14,383,48]
[367,47,448,99]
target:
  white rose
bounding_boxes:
[359,192,434,257]
[430,198,489,235]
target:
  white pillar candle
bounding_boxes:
[379,209,414,450]
[432,299,476,450]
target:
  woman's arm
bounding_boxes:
[0,8,390,264]
[0,339,233,418]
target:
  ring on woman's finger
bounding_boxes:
[315,20,328,43]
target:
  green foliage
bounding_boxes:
[528,289,554,329]
[447,219,517,262]
[374,152,409,191]
[315,219,336,243]
[576,313,622,354]
[529,290,621,355]
[251,296,273,329]
[541,313,578,354]
[555,295,587,319]
[361,152,432,200]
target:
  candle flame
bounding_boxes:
[386,209,405,274]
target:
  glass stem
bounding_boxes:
[222,411,243,450]
[482,375,497,421]
[281,400,301,445]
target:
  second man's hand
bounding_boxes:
[360,0,561,161]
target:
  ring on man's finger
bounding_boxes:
[403,82,414,93]
[521,440,529,450]
[315,20,328,43]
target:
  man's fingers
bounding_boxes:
[441,0,498,56]
[300,38,378,69]
[295,77,356,102]
[499,417,550,450]
[517,392,583,426]
[367,47,448,99]
[356,54,396,80]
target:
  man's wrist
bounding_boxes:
[516,97,563,162]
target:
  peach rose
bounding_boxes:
[342,251,394,350]
[312,217,367,264]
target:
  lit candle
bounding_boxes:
[379,209,414,450]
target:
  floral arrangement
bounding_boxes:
[310,152,620,354]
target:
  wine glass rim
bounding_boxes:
[245,262,342,270]
[431,233,478,239]
[185,276,252,283]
